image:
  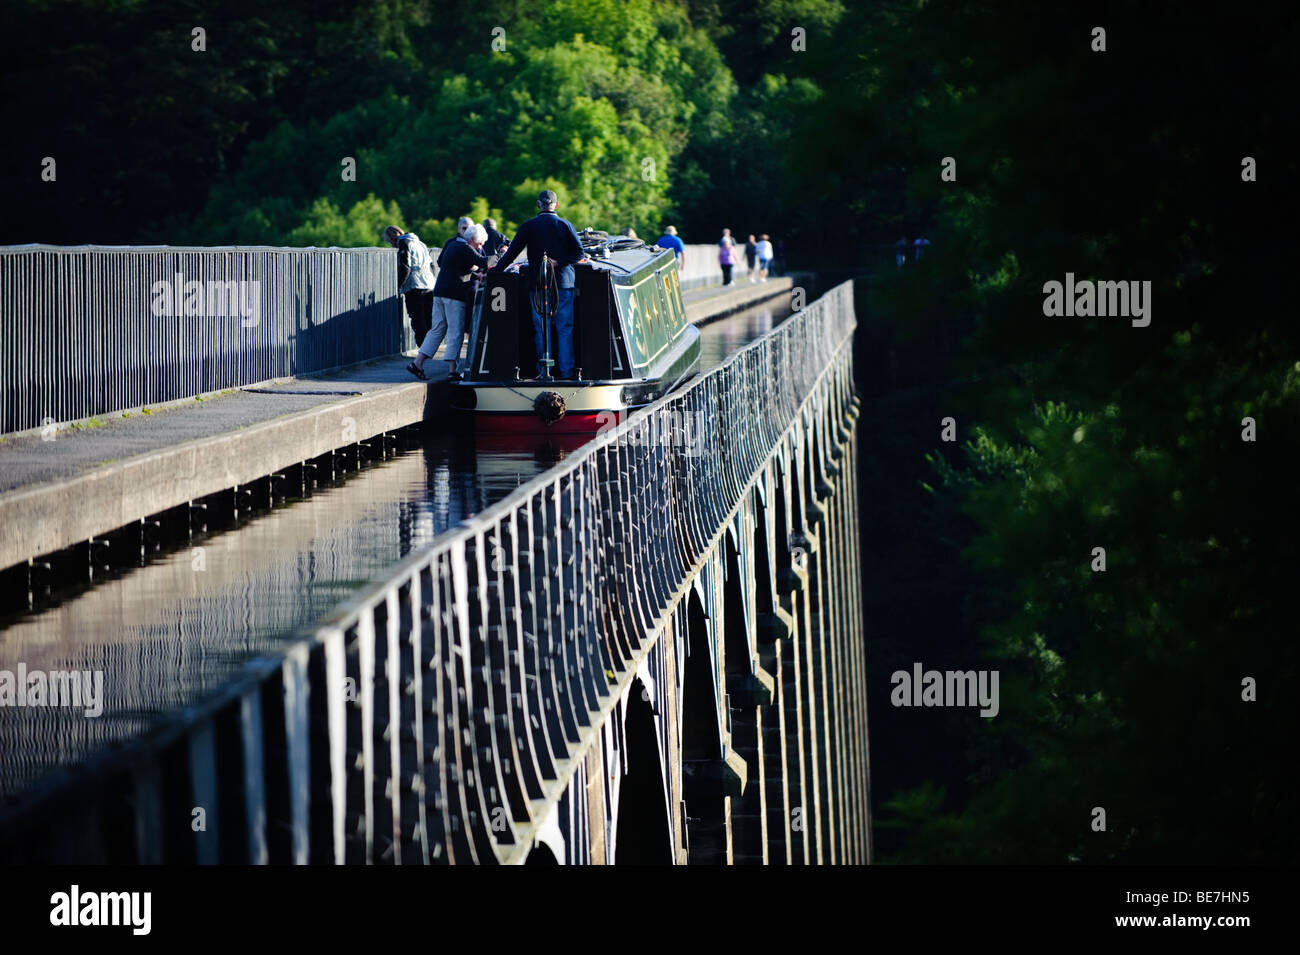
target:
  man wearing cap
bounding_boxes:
[491,190,588,379]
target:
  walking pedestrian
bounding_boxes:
[719,229,737,285]
[744,234,757,281]
[755,234,773,281]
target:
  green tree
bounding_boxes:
[173,0,735,246]
[286,194,404,248]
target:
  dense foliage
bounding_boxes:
[1,0,836,248]
[838,1,1298,862]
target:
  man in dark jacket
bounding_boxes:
[491,190,588,379]
[408,224,490,381]
[481,217,511,263]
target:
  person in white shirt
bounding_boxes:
[385,225,436,345]
[754,234,774,281]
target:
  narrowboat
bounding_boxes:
[446,231,700,437]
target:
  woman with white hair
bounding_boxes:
[408,223,489,381]
[436,216,476,270]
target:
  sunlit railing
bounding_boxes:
[307,280,857,862]
[0,245,402,435]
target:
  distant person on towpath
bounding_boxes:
[719,229,737,285]
[744,234,757,281]
[491,190,589,380]
[655,225,685,265]
[384,225,436,348]
[895,236,908,267]
[754,234,773,281]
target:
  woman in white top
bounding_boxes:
[754,234,774,281]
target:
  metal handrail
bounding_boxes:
[0,245,403,435]
[299,281,857,860]
[0,243,392,252]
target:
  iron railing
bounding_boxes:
[0,281,859,863]
[0,245,404,435]
[309,279,858,863]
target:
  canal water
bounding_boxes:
[0,295,792,801]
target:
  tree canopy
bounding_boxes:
[2,0,829,247]
[834,0,1298,862]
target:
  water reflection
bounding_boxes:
[698,303,782,369]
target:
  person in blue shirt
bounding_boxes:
[491,190,588,379]
[654,225,685,266]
